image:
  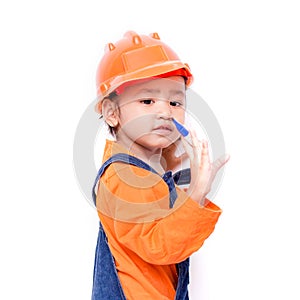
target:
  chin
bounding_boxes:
[143,140,173,150]
[135,134,175,149]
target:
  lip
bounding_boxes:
[153,124,173,134]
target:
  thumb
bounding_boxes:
[213,153,230,173]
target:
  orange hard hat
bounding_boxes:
[95,31,193,113]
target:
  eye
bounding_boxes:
[140,98,155,105]
[169,101,183,107]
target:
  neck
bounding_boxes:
[116,139,165,174]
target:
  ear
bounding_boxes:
[102,98,119,127]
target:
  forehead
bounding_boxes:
[122,76,186,97]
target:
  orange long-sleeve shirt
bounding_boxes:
[96,140,222,299]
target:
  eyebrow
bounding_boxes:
[170,90,185,97]
[133,88,160,96]
[134,88,185,97]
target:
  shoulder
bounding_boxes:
[100,162,168,201]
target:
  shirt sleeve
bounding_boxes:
[96,162,222,265]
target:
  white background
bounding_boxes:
[1,0,299,299]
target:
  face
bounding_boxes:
[111,76,186,153]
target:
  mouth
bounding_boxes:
[153,124,173,135]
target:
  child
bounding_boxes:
[91,31,229,300]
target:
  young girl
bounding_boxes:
[92,31,229,300]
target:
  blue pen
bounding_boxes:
[172,118,193,146]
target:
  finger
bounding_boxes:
[181,133,194,159]
[178,152,189,161]
[200,140,211,165]
[181,141,195,163]
[181,129,203,164]
[190,130,202,161]
[213,153,230,173]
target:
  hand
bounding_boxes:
[161,141,189,172]
[182,130,230,206]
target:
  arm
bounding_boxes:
[97,163,222,265]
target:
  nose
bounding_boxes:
[156,99,172,119]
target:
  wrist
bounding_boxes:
[187,187,206,206]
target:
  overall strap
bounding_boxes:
[92,153,191,208]
[92,153,158,206]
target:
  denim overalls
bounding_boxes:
[91,153,191,300]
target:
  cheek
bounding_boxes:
[119,113,155,137]
[172,108,186,124]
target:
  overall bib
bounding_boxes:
[91,153,191,300]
